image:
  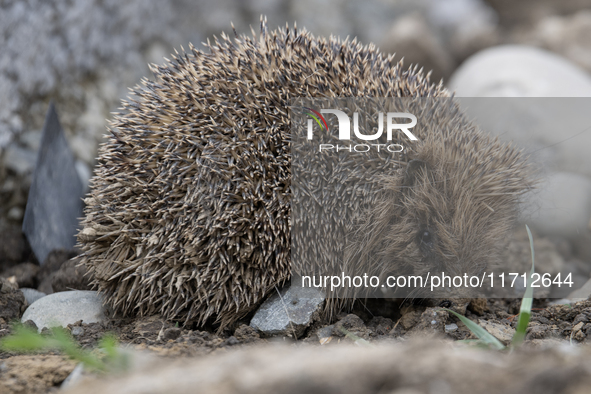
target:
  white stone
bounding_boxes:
[449,45,591,97]
[526,172,591,239]
[20,288,47,305]
[21,290,107,331]
[455,97,591,178]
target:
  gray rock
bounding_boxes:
[456,97,591,180]
[4,144,37,175]
[426,0,497,31]
[316,325,335,341]
[0,278,26,321]
[450,45,591,97]
[19,129,42,152]
[380,14,454,83]
[20,288,46,305]
[22,104,84,264]
[426,0,499,60]
[479,320,515,345]
[71,326,84,337]
[561,277,591,302]
[445,323,459,333]
[0,0,177,147]
[250,284,325,338]
[527,172,591,239]
[6,206,23,221]
[518,10,591,75]
[21,290,107,331]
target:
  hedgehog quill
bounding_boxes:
[77,18,533,330]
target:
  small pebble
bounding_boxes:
[71,326,84,337]
[163,327,181,341]
[445,324,459,333]
[573,322,585,332]
[224,336,239,346]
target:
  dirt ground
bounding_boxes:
[2,295,591,393]
[2,221,591,393]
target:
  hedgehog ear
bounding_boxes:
[403,159,430,187]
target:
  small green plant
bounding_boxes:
[0,324,128,373]
[444,224,536,350]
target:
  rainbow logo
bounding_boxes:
[304,107,328,132]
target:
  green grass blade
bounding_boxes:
[0,325,54,352]
[443,309,505,350]
[51,327,105,371]
[0,323,116,372]
[511,225,535,347]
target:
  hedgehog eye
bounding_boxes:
[416,228,435,253]
[420,230,432,243]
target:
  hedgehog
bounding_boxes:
[77,18,533,330]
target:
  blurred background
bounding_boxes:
[1,0,591,276]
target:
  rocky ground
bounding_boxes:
[3,0,591,393]
[2,223,591,393]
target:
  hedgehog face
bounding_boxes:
[369,130,532,298]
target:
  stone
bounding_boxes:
[37,249,78,285]
[367,316,394,335]
[426,0,500,61]
[410,307,449,334]
[22,104,84,264]
[70,326,84,336]
[332,314,370,342]
[518,10,591,74]
[0,0,178,150]
[250,284,325,338]
[445,323,459,333]
[317,325,335,341]
[0,277,26,320]
[0,262,39,288]
[380,13,454,83]
[450,45,591,97]
[468,298,488,315]
[527,172,591,239]
[20,288,46,305]
[7,206,23,221]
[162,327,182,341]
[19,129,42,152]
[479,320,515,345]
[456,97,591,179]
[21,290,108,331]
[4,144,37,176]
[564,277,591,302]
[51,257,91,292]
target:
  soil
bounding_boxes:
[2,224,591,393]
[1,216,591,394]
[2,296,591,392]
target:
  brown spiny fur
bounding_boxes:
[77,18,533,330]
